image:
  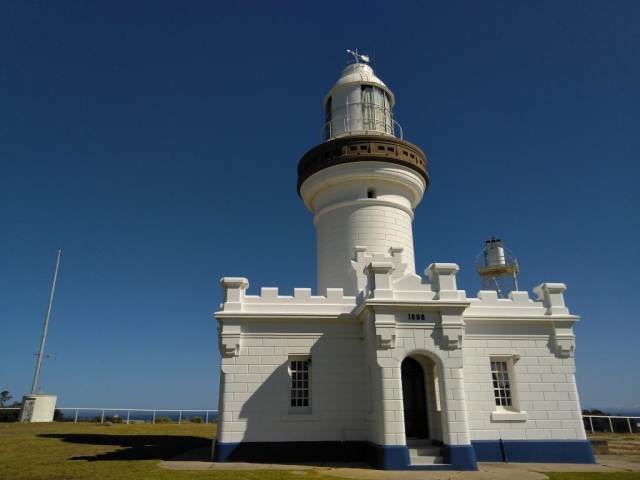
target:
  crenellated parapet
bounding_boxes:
[217,271,579,358]
[465,283,576,319]
[464,283,579,358]
[218,277,357,317]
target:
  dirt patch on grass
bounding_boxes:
[588,433,640,462]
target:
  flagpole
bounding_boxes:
[31,250,61,395]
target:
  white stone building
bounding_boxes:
[212,58,595,470]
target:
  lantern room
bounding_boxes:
[323,62,396,140]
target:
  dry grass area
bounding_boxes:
[587,432,640,462]
[0,422,342,480]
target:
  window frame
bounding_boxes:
[489,355,520,412]
[489,356,528,421]
[360,85,392,134]
[288,356,311,411]
[490,359,513,409]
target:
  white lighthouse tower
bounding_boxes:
[298,57,428,296]
[213,53,594,471]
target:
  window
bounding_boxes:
[290,358,310,408]
[361,86,392,134]
[489,357,527,421]
[491,360,512,408]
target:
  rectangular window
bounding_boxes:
[290,358,310,408]
[491,360,512,407]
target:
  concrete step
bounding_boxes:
[410,455,444,465]
[409,446,442,457]
[406,439,444,465]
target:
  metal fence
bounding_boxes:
[56,408,218,424]
[583,415,640,434]
[2,407,637,433]
[58,412,636,431]
[0,407,217,424]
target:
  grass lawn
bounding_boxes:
[1,423,639,480]
[0,422,340,480]
[545,475,640,480]
[542,433,640,480]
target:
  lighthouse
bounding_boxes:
[213,53,594,470]
[298,57,428,296]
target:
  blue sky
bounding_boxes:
[1,1,638,413]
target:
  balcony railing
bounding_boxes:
[320,112,403,143]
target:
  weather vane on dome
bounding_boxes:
[347,49,370,64]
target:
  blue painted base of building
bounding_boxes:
[213,440,478,470]
[213,439,594,470]
[213,440,366,464]
[471,439,596,464]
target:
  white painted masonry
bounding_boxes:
[18,394,57,422]
[213,59,592,469]
[216,272,585,442]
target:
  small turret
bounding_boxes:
[475,238,519,298]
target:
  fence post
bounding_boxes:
[589,416,594,434]
[152,411,156,424]
[101,410,105,423]
[628,418,633,434]
[178,411,182,424]
[126,410,130,424]
[206,411,209,424]
[609,417,613,433]
[74,409,79,423]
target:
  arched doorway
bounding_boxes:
[401,357,429,438]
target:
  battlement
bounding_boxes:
[465,283,574,319]
[217,277,357,316]
[219,271,574,321]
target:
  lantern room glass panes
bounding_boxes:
[361,85,392,135]
[290,359,310,408]
[491,360,512,407]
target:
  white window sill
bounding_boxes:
[281,412,318,422]
[491,410,528,422]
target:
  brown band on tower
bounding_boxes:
[297,135,429,195]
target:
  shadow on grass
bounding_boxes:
[38,434,210,462]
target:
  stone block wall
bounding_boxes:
[462,334,585,441]
[218,320,368,444]
[315,203,415,295]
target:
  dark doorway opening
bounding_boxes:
[401,357,429,439]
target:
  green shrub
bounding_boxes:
[90,415,103,423]
[191,416,203,423]
[154,416,173,423]
[53,409,65,422]
[0,408,19,423]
